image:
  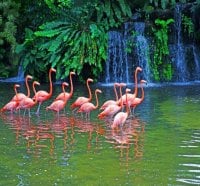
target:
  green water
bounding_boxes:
[0,82,200,185]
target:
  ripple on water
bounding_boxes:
[176,130,200,185]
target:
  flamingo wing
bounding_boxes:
[78,103,95,113]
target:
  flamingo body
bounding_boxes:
[11,75,33,103]
[55,71,75,102]
[100,83,120,110]
[71,78,93,110]
[111,112,128,129]
[111,88,131,129]
[119,67,142,105]
[130,80,147,113]
[46,82,69,115]
[19,81,40,117]
[1,84,20,113]
[77,89,102,119]
[98,83,126,119]
[33,68,56,114]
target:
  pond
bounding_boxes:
[0,81,200,185]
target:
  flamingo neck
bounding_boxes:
[69,73,74,98]
[26,77,31,97]
[49,69,53,96]
[125,92,130,114]
[114,83,119,101]
[33,83,38,104]
[14,87,19,102]
[94,90,99,109]
[133,69,139,96]
[140,84,145,101]
[119,85,123,108]
[87,81,92,100]
[63,85,67,104]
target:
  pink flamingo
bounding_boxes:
[33,67,56,115]
[111,88,131,130]
[77,89,102,120]
[46,82,69,116]
[130,80,147,115]
[1,84,20,113]
[55,71,75,102]
[119,67,142,106]
[18,81,40,117]
[71,78,93,111]
[11,75,33,103]
[99,82,120,110]
[98,83,126,120]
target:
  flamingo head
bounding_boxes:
[26,75,33,80]
[33,81,40,86]
[87,78,93,83]
[126,88,131,93]
[120,83,126,87]
[136,67,143,72]
[50,67,56,73]
[62,82,69,87]
[140,80,147,85]
[114,82,120,87]
[70,71,76,76]
[96,89,102,94]
[14,84,20,89]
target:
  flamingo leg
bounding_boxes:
[36,103,41,115]
[28,109,31,117]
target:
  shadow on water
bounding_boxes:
[0,82,200,185]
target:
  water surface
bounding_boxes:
[0,82,200,185]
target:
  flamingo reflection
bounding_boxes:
[105,116,146,162]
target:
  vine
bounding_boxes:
[182,14,194,38]
[152,18,174,81]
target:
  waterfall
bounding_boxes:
[104,22,151,84]
[173,4,188,82]
[193,45,200,80]
[105,30,129,84]
[103,3,200,84]
[133,22,151,82]
[0,64,25,83]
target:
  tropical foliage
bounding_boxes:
[0,0,20,77]
[152,18,174,81]
[16,0,132,81]
[1,0,200,82]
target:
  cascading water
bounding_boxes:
[0,64,24,83]
[133,22,151,82]
[103,3,200,84]
[192,45,200,80]
[105,30,130,84]
[104,22,151,84]
[173,4,188,82]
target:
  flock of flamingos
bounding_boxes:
[0,67,147,129]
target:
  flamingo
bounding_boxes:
[99,82,120,110]
[98,83,126,120]
[77,89,102,120]
[111,88,131,130]
[1,84,21,113]
[18,81,40,117]
[70,78,93,111]
[33,67,56,115]
[119,67,142,106]
[11,75,33,103]
[46,82,69,116]
[130,80,147,115]
[55,71,75,102]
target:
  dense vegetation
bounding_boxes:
[0,0,200,82]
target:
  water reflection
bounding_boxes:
[1,83,200,185]
[105,116,146,163]
[177,130,200,185]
